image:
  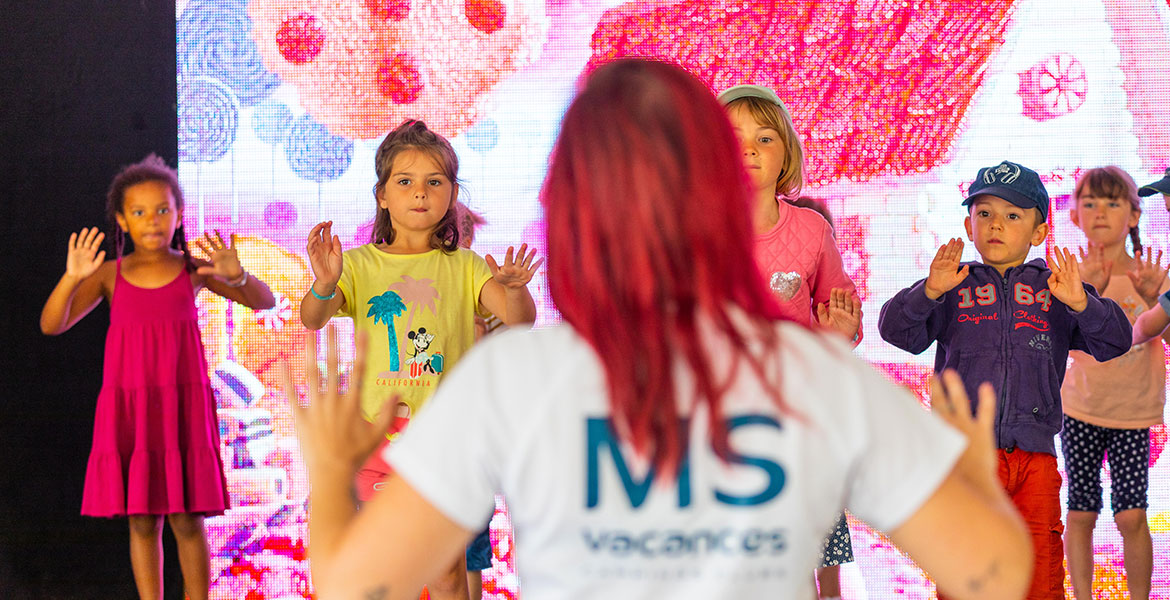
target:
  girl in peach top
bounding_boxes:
[1062,166,1168,600]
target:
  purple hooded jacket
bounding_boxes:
[878,258,1131,455]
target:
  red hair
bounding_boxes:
[542,58,791,474]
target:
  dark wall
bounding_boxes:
[0,2,181,597]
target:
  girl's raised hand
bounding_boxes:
[1127,248,1167,304]
[307,221,344,285]
[280,327,394,475]
[66,227,106,280]
[1048,246,1088,312]
[923,238,969,300]
[195,230,244,281]
[487,243,544,288]
[815,288,862,342]
[1076,243,1112,292]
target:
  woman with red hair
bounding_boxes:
[283,59,1031,599]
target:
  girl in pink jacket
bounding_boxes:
[719,84,861,600]
[718,84,861,341]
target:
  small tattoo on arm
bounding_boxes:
[966,559,1000,593]
[365,585,390,600]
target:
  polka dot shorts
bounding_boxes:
[1060,414,1150,514]
[819,512,855,567]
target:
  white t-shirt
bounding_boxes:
[387,322,965,598]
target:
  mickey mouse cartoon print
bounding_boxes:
[405,327,444,379]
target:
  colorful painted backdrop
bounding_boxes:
[176,0,1170,597]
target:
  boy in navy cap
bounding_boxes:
[879,161,1132,600]
[1138,166,1170,211]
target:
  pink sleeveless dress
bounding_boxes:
[81,261,230,517]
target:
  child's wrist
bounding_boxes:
[1158,290,1170,315]
[311,280,338,301]
[223,270,248,288]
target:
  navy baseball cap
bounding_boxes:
[1138,167,1170,197]
[962,161,1050,222]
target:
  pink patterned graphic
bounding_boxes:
[588,0,1019,185]
[1101,0,1170,172]
[248,0,548,139]
[1017,53,1087,122]
[255,293,292,330]
[275,12,326,64]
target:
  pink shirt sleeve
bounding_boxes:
[811,221,863,344]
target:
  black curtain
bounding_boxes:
[0,1,181,597]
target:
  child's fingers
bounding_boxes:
[213,229,227,249]
[485,254,500,274]
[194,239,211,258]
[230,232,237,249]
[94,250,106,265]
[68,231,78,251]
[91,232,105,249]
[815,302,829,325]
[932,242,948,265]
[504,246,515,266]
[527,257,544,275]
[307,221,326,243]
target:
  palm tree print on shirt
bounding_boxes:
[387,275,440,336]
[367,290,406,373]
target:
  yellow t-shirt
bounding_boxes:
[1061,274,1168,429]
[336,244,492,421]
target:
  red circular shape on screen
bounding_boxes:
[275,13,325,65]
[465,0,506,34]
[376,53,423,104]
[365,0,411,21]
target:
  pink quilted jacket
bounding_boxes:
[754,200,859,338]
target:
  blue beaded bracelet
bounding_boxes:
[1159,289,1170,315]
[311,284,337,301]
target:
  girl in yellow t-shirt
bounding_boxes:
[1063,166,1167,600]
[299,119,541,600]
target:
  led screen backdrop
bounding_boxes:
[176,0,1170,597]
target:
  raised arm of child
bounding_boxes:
[1049,246,1133,361]
[193,230,275,310]
[878,238,969,354]
[478,243,541,326]
[40,227,112,335]
[1133,290,1170,345]
[301,221,347,330]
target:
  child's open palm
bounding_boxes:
[924,238,969,299]
[195,230,244,281]
[66,227,106,280]
[816,288,862,342]
[306,221,344,285]
[1127,248,1167,304]
[1076,243,1112,292]
[1048,246,1087,312]
[487,243,543,288]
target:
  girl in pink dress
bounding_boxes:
[39,155,275,600]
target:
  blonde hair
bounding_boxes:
[725,96,804,198]
[1074,166,1142,254]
